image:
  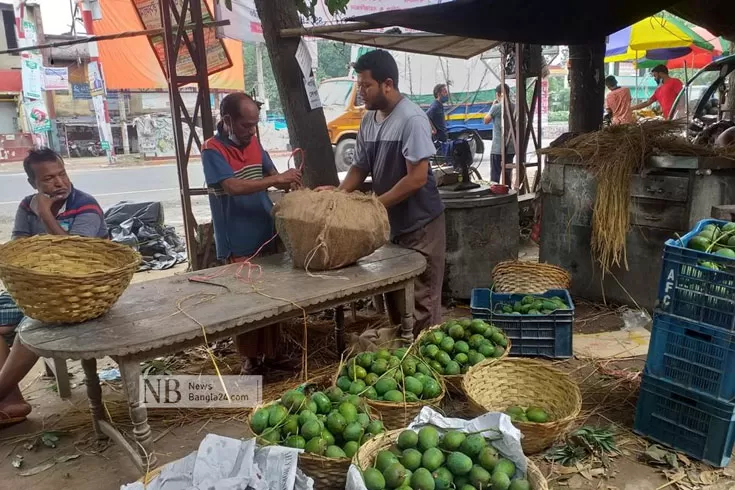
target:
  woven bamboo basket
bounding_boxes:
[247,374,375,490]
[0,235,140,323]
[414,323,511,395]
[492,260,571,294]
[332,361,446,431]
[462,358,582,454]
[354,429,549,490]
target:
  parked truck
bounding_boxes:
[319,51,501,170]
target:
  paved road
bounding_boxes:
[0,143,543,242]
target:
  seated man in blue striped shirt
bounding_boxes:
[0,148,107,426]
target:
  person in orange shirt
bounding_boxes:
[604,76,635,125]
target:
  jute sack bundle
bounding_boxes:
[273,189,390,271]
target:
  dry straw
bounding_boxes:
[354,429,549,490]
[539,121,735,275]
[462,358,582,454]
[0,235,140,323]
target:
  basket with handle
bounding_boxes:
[413,323,511,395]
[492,260,571,294]
[248,374,379,490]
[354,429,549,490]
[0,235,140,324]
[462,358,582,454]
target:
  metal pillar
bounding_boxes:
[159,0,215,271]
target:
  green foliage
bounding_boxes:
[548,111,569,122]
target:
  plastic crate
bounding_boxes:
[470,288,574,358]
[634,374,735,467]
[657,219,735,332]
[646,311,735,402]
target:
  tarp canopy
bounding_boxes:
[312,30,500,59]
[93,0,243,90]
[347,0,676,45]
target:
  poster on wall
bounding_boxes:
[24,99,51,133]
[131,0,232,77]
[44,67,69,91]
[21,55,43,99]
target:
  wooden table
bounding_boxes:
[18,245,425,472]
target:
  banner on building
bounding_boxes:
[131,0,232,78]
[88,61,106,97]
[92,95,113,145]
[214,0,452,43]
[44,67,69,91]
[21,55,43,100]
[24,99,51,133]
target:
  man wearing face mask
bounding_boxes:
[631,65,683,119]
[426,83,449,144]
[202,92,302,374]
[316,50,445,338]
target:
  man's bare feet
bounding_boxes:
[0,400,31,422]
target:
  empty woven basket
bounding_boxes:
[0,235,141,323]
[462,358,582,454]
[492,260,571,294]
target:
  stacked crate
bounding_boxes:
[635,219,735,467]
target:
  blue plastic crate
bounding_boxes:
[634,374,735,467]
[646,311,735,402]
[657,219,735,332]
[470,288,574,358]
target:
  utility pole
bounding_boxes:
[79,0,116,164]
[119,90,129,154]
[568,42,606,133]
[255,42,267,121]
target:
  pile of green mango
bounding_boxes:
[686,222,735,269]
[418,318,508,375]
[250,385,384,458]
[336,348,444,403]
[360,426,530,490]
[494,295,569,316]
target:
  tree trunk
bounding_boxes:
[727,41,735,121]
[568,42,606,133]
[254,0,339,188]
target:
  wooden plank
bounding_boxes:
[19,246,425,358]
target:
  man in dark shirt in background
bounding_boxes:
[426,83,448,144]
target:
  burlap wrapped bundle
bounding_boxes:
[273,189,390,271]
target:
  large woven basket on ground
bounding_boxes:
[0,235,140,323]
[492,260,571,294]
[462,358,582,454]
[247,374,370,490]
[354,429,549,490]
[414,324,511,395]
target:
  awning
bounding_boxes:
[312,30,500,59]
[0,70,22,94]
[345,0,678,45]
[670,1,735,42]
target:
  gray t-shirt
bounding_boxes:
[354,97,444,238]
[490,101,516,155]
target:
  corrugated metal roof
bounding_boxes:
[311,31,500,59]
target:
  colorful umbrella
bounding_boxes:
[605,15,714,63]
[638,27,729,70]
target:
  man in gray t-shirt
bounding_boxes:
[317,50,446,338]
[484,83,515,185]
